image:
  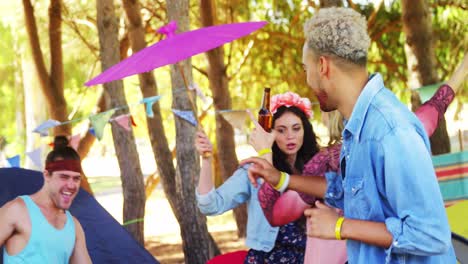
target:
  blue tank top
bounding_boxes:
[3,195,76,264]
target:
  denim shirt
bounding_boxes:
[325,74,456,264]
[196,165,279,252]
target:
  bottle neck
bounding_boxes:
[261,90,271,110]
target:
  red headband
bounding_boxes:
[45,159,82,173]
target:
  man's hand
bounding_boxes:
[240,157,281,188]
[304,201,340,240]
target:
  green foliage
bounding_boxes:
[0,0,465,159]
[0,21,24,156]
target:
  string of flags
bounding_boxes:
[3,82,327,169]
[2,83,234,168]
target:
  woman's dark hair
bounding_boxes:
[272,106,320,174]
[45,135,81,163]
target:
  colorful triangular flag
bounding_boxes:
[416,82,443,103]
[7,155,20,168]
[33,119,61,137]
[140,95,162,118]
[113,114,132,131]
[69,134,81,150]
[189,83,209,104]
[26,147,42,169]
[172,109,197,126]
[89,110,116,140]
[219,110,249,131]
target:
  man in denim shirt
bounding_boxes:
[243,7,455,264]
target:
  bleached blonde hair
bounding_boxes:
[304,7,370,66]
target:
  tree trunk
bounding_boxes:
[200,0,247,239]
[121,0,177,213]
[401,0,450,154]
[23,59,47,170]
[96,0,146,244]
[320,0,342,7]
[166,0,219,262]
[22,0,71,136]
[76,26,133,195]
[23,0,93,187]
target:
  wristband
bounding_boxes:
[277,172,290,193]
[274,172,290,193]
[335,216,345,240]
[257,148,272,156]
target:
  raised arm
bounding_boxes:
[446,53,467,93]
[195,130,253,215]
[415,54,467,136]
[70,218,92,264]
[195,131,215,194]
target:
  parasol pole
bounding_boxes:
[176,63,212,157]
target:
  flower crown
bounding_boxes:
[270,92,313,118]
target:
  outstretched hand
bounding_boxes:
[304,201,341,240]
[246,109,276,152]
[240,157,281,188]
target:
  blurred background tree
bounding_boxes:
[0,0,466,262]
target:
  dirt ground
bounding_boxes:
[146,230,247,264]
[94,187,247,264]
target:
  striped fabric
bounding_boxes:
[433,151,468,206]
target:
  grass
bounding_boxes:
[88,176,122,194]
[88,175,468,240]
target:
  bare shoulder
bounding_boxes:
[72,216,85,233]
[0,197,27,217]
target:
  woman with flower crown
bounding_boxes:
[251,54,467,264]
[195,91,321,263]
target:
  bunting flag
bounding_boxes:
[140,96,162,118]
[26,147,42,169]
[69,134,81,150]
[89,110,116,140]
[113,114,132,131]
[416,82,443,103]
[218,110,249,131]
[189,83,209,104]
[172,109,197,126]
[7,155,20,168]
[33,119,61,137]
[89,127,96,137]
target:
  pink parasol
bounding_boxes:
[85,21,267,86]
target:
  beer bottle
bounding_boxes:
[258,87,272,132]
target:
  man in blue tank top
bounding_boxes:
[0,136,91,264]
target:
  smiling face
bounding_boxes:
[273,111,305,160]
[44,170,81,210]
